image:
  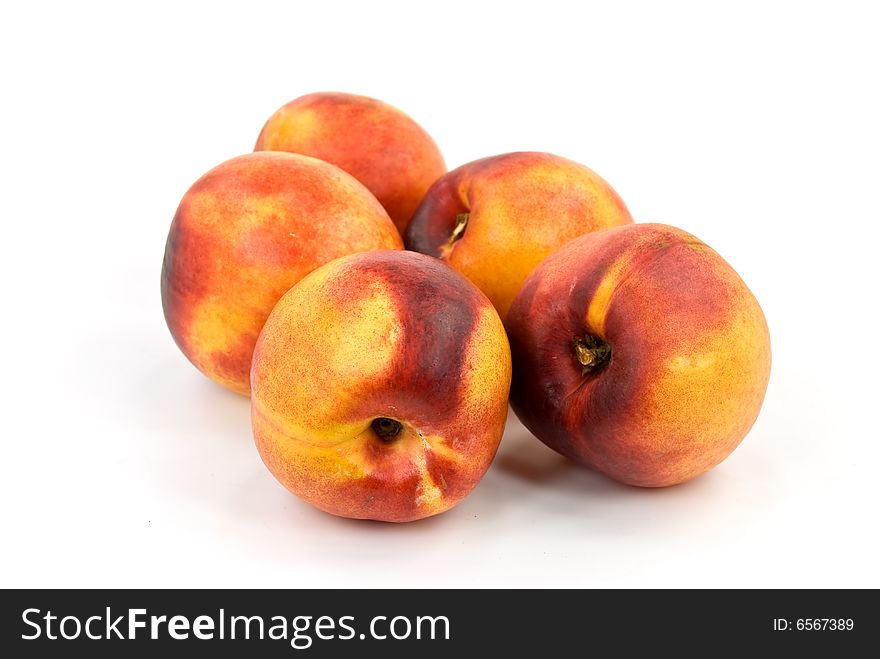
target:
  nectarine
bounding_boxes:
[255,92,446,234]
[404,152,633,319]
[506,223,771,487]
[250,250,512,522]
[161,152,402,395]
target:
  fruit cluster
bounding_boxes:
[162,92,771,523]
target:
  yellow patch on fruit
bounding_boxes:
[252,267,403,445]
[453,305,514,430]
[635,303,770,482]
[265,107,320,147]
[252,409,369,489]
[185,297,256,390]
[412,439,444,510]
[584,245,644,334]
[666,353,717,372]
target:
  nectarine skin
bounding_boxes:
[404,152,633,319]
[250,251,512,522]
[506,223,771,487]
[255,92,447,234]
[161,152,402,395]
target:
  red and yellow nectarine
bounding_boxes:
[506,223,771,487]
[255,92,446,234]
[161,152,402,395]
[250,250,512,522]
[405,152,633,320]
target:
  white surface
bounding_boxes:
[2,1,878,588]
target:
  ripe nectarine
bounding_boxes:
[250,250,512,522]
[255,92,446,234]
[506,223,771,487]
[161,152,402,395]
[405,152,633,319]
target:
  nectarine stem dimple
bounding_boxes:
[451,213,469,241]
[573,335,611,376]
[441,213,469,257]
[371,417,403,441]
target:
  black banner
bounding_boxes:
[1,589,875,656]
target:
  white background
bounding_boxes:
[2,1,878,588]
